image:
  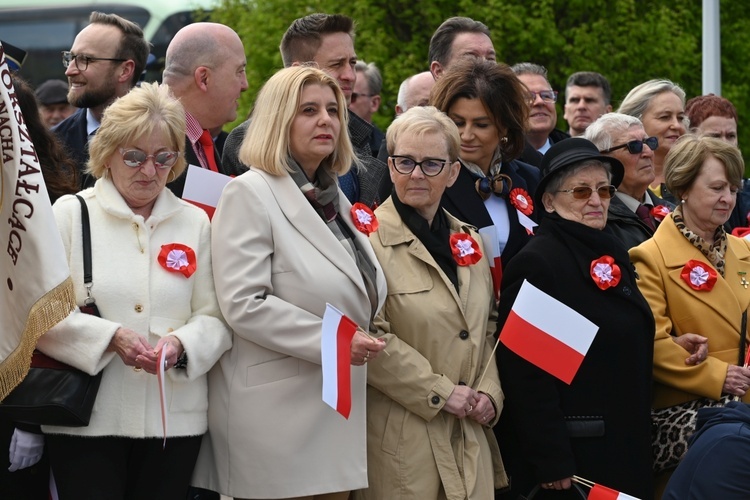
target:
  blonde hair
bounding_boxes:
[665,134,744,199]
[87,82,187,182]
[386,106,460,161]
[238,66,353,176]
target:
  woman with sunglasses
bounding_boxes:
[630,135,750,496]
[618,79,688,200]
[355,106,506,500]
[36,82,231,499]
[585,112,674,249]
[496,138,654,499]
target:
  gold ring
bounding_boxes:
[133,366,142,372]
[468,405,473,412]
[363,356,368,363]
[547,483,554,487]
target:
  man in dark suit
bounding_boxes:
[586,112,673,249]
[53,11,148,188]
[161,22,248,198]
[222,14,387,208]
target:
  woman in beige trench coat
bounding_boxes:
[354,106,507,500]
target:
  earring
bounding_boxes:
[500,137,509,144]
[681,198,687,203]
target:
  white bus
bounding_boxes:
[0,0,217,85]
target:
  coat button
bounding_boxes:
[431,396,440,404]
[459,330,469,340]
[134,304,143,313]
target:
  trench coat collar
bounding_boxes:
[375,198,473,312]
[256,168,385,313]
[657,214,750,319]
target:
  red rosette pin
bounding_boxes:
[590,255,621,290]
[351,202,379,236]
[158,243,197,278]
[509,188,534,216]
[450,233,483,266]
[650,205,671,222]
[680,260,717,291]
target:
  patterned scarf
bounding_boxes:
[673,204,728,277]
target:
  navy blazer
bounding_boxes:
[53,108,93,189]
[441,159,541,268]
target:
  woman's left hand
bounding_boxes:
[468,392,496,426]
[135,335,184,374]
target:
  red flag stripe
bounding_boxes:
[184,199,216,220]
[500,309,585,384]
[335,315,358,419]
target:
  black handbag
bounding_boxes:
[0,195,103,426]
[651,310,748,472]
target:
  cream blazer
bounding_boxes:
[193,168,387,498]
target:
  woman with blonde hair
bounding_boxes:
[38,82,231,499]
[194,66,387,500]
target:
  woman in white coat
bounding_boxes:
[37,82,231,499]
[194,66,387,500]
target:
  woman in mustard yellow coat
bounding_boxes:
[630,135,750,491]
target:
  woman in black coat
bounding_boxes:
[496,138,654,499]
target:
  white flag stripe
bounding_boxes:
[478,225,501,261]
[182,164,231,206]
[512,280,598,355]
[321,303,344,410]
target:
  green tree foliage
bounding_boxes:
[211,0,750,158]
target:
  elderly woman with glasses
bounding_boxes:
[36,82,231,499]
[496,138,654,499]
[354,106,506,499]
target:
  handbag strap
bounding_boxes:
[739,310,748,366]
[75,195,94,305]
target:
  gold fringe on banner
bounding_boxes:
[0,276,76,401]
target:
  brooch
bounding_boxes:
[158,243,197,278]
[590,255,621,290]
[351,202,379,235]
[680,260,717,291]
[450,233,483,266]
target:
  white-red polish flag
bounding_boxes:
[182,164,230,220]
[478,226,502,303]
[499,280,598,384]
[321,303,358,419]
[588,483,640,500]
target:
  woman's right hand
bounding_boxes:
[541,477,573,490]
[350,330,386,366]
[443,385,479,419]
[724,364,750,396]
[107,327,154,368]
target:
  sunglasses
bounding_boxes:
[389,155,449,177]
[557,185,616,200]
[600,137,658,155]
[119,148,179,169]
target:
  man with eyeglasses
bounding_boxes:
[585,112,674,249]
[222,14,387,209]
[161,22,249,198]
[511,62,570,155]
[54,11,148,189]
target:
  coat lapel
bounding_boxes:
[261,171,369,301]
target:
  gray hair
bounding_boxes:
[584,113,645,152]
[511,62,548,78]
[354,60,382,95]
[617,79,688,128]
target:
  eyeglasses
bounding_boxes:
[528,90,558,104]
[557,185,616,200]
[119,148,179,169]
[62,51,127,71]
[351,92,374,103]
[600,137,658,155]
[389,155,449,177]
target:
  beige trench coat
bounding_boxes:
[354,199,507,500]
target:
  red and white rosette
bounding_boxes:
[450,233,483,266]
[680,260,717,291]
[351,202,379,235]
[158,243,197,278]
[650,205,671,222]
[590,255,621,290]
[508,188,537,235]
